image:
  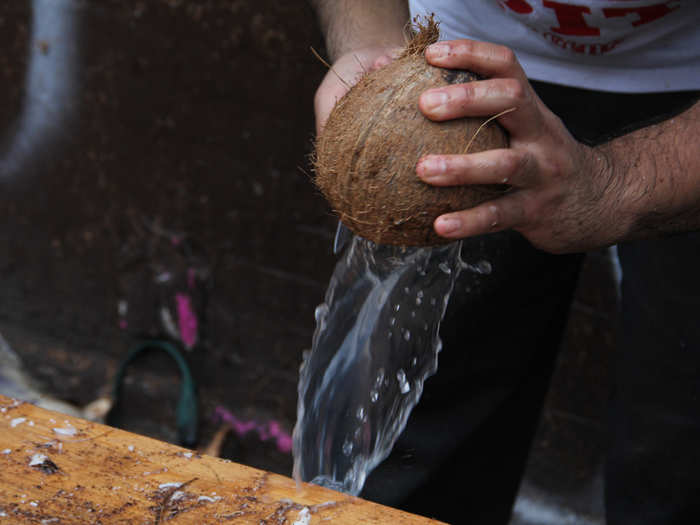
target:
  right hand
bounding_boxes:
[314,46,401,136]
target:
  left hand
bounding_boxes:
[415,39,628,254]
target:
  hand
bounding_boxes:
[415,39,626,254]
[314,46,401,136]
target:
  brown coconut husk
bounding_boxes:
[313,16,509,246]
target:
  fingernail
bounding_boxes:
[422,90,448,111]
[436,216,461,235]
[426,43,449,60]
[417,157,446,178]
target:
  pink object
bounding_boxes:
[175,293,198,349]
[214,406,293,454]
[118,319,128,330]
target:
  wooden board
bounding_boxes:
[0,395,444,524]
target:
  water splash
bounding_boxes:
[292,235,463,495]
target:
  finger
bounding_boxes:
[314,78,349,135]
[433,192,528,239]
[416,149,535,187]
[372,54,393,70]
[419,78,541,136]
[370,47,403,70]
[314,94,338,135]
[424,39,526,81]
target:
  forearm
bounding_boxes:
[599,100,700,239]
[311,0,409,60]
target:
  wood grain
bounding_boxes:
[0,395,443,524]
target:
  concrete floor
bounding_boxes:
[0,1,619,523]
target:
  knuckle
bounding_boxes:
[501,150,522,174]
[454,39,476,57]
[486,204,501,229]
[372,55,391,70]
[517,152,537,182]
[497,46,517,67]
[503,78,528,105]
[459,82,476,103]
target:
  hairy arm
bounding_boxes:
[415,40,700,253]
[599,100,700,240]
[311,0,409,61]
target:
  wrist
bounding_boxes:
[594,138,658,243]
[595,124,700,240]
[313,0,409,61]
[582,142,638,245]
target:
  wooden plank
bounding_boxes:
[0,395,444,524]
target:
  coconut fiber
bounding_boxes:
[314,17,509,246]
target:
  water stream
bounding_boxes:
[293,234,479,495]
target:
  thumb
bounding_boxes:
[314,80,350,136]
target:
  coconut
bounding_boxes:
[314,17,509,246]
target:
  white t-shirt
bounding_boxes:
[409,0,700,92]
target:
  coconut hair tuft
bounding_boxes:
[400,14,440,58]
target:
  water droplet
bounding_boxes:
[430,297,437,306]
[342,438,353,456]
[404,286,410,294]
[314,304,328,323]
[389,317,396,326]
[476,260,492,275]
[370,390,379,403]
[356,407,365,421]
[410,357,418,367]
[410,310,416,318]
[396,369,411,394]
[375,369,385,388]
[462,259,493,275]
[403,330,411,341]
[394,303,401,312]
[439,262,451,274]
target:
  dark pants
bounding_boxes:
[608,234,700,525]
[361,85,700,524]
[362,231,583,523]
